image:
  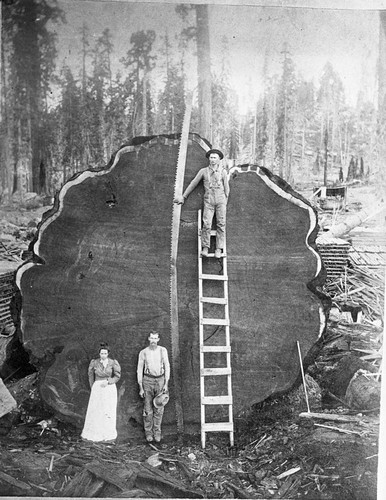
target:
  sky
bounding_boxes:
[50,0,380,112]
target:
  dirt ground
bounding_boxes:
[0,181,383,498]
[0,365,380,498]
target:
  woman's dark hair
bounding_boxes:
[99,342,110,354]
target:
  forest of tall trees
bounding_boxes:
[0,0,380,200]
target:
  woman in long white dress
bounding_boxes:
[81,343,121,442]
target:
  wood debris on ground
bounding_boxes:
[324,265,384,324]
[0,388,379,499]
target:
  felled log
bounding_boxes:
[0,377,17,418]
[0,373,40,434]
[345,369,381,410]
[15,134,329,434]
[320,354,377,398]
[317,203,386,241]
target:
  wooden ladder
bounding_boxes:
[197,209,234,449]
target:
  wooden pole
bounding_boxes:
[297,341,310,413]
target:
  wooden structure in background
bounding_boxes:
[312,186,347,211]
[15,134,329,436]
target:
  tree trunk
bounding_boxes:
[270,91,276,171]
[24,1,42,194]
[378,11,386,188]
[26,100,34,192]
[0,99,14,202]
[378,11,386,114]
[142,72,147,136]
[195,5,212,142]
[0,0,2,123]
[323,125,328,186]
[301,122,306,181]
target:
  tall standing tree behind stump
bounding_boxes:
[15,134,329,437]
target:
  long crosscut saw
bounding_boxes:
[170,90,193,434]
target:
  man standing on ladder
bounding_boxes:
[174,149,229,259]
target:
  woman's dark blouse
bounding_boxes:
[88,358,121,387]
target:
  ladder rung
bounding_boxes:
[200,274,228,281]
[201,297,227,304]
[206,253,227,258]
[202,422,234,432]
[201,345,231,353]
[201,318,229,326]
[201,367,231,376]
[202,395,233,405]
[210,230,217,236]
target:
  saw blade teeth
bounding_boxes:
[169,91,194,434]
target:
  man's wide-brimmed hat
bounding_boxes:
[153,391,170,408]
[206,149,224,160]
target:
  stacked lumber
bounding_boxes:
[316,237,351,280]
[0,262,19,335]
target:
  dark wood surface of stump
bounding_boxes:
[227,169,324,402]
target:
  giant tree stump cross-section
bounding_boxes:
[16,134,329,435]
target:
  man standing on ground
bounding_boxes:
[137,331,170,443]
[174,149,229,259]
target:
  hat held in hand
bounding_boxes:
[153,391,169,408]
